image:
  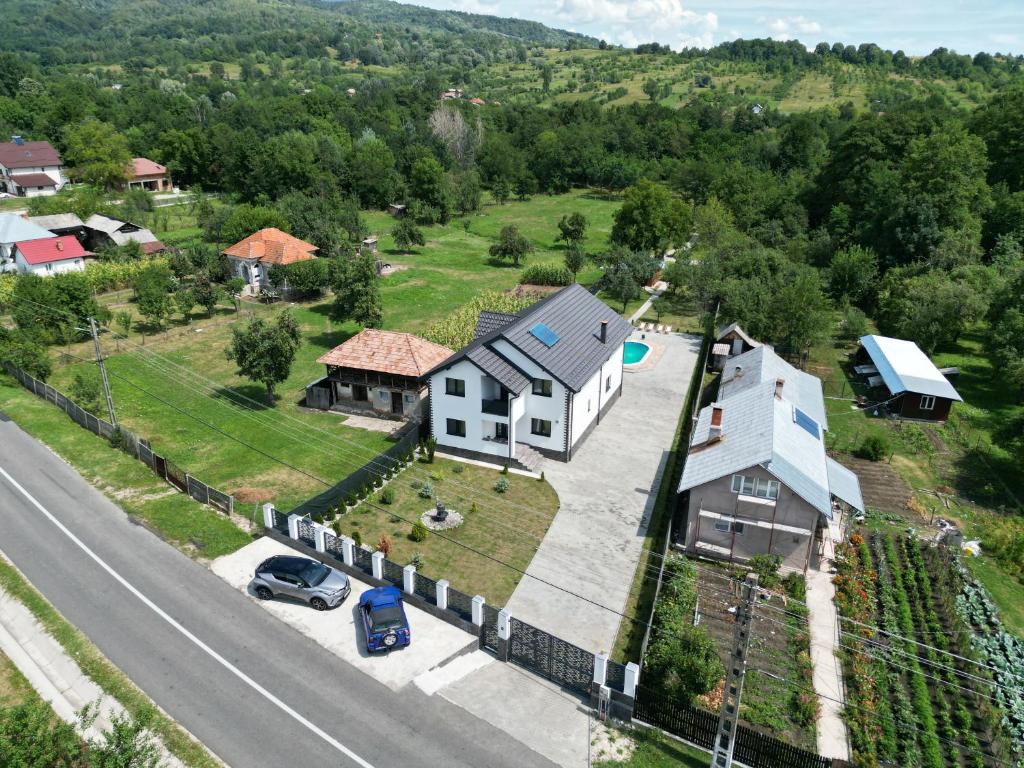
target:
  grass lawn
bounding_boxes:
[594,727,709,767]
[965,555,1024,638]
[338,457,559,605]
[0,374,252,559]
[0,556,220,768]
[0,648,33,706]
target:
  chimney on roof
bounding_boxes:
[775,377,785,399]
[55,240,63,251]
[709,405,724,440]
[733,365,743,379]
[12,135,23,146]
[599,320,608,344]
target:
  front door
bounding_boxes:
[352,385,368,402]
[495,422,508,441]
[391,391,404,415]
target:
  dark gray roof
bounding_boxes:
[474,311,518,340]
[424,284,633,393]
[466,346,531,394]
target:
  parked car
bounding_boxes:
[359,585,411,651]
[249,555,350,611]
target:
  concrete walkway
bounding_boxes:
[505,332,700,652]
[0,581,185,766]
[806,562,851,760]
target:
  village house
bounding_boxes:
[678,333,864,572]
[856,335,963,422]
[223,228,318,296]
[120,158,172,193]
[306,330,453,419]
[0,137,66,197]
[83,213,166,254]
[0,214,54,273]
[423,283,633,468]
[12,235,94,276]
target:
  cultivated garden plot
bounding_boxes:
[834,530,1023,768]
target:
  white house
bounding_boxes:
[222,228,318,295]
[0,214,53,273]
[0,138,66,197]
[12,235,94,276]
[423,284,633,467]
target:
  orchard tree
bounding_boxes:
[610,179,690,255]
[556,212,588,245]
[489,225,533,266]
[225,311,301,402]
[191,275,220,316]
[605,262,640,312]
[175,287,196,324]
[330,252,382,328]
[64,119,132,189]
[392,219,426,252]
[133,263,174,331]
[563,243,585,282]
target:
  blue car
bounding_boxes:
[359,586,411,652]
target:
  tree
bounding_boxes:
[826,245,879,307]
[392,219,426,252]
[492,178,510,205]
[225,311,301,402]
[642,78,660,102]
[64,119,132,189]
[409,156,453,222]
[563,243,585,282]
[220,204,289,245]
[175,287,196,324]
[330,253,383,328]
[605,261,640,312]
[489,225,533,266]
[115,310,133,339]
[70,368,103,413]
[877,269,986,353]
[556,212,588,245]
[191,276,220,316]
[0,329,52,381]
[610,179,690,255]
[133,263,174,331]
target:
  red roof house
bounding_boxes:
[122,157,171,192]
[13,236,93,274]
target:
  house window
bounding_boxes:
[730,474,756,495]
[445,377,465,397]
[446,418,466,437]
[531,418,552,437]
[605,375,612,392]
[532,378,552,397]
[404,393,416,403]
[379,390,390,403]
[754,478,780,500]
[920,395,936,411]
[714,520,745,534]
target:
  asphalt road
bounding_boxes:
[0,415,555,768]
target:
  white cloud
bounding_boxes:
[554,0,717,49]
[764,15,823,43]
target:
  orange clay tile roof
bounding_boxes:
[130,157,167,177]
[222,228,318,266]
[317,330,454,379]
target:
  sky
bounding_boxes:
[408,0,1024,56]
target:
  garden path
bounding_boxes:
[806,561,851,760]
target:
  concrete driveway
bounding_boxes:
[212,537,479,691]
[505,331,700,652]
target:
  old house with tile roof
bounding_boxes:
[306,330,453,419]
[422,283,633,467]
[223,228,317,296]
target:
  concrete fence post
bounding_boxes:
[287,514,300,540]
[403,565,416,594]
[262,503,275,529]
[436,579,449,610]
[314,525,326,553]
[624,662,640,699]
[471,595,485,626]
[593,652,609,687]
[496,607,512,662]
[371,551,384,580]
[341,536,355,567]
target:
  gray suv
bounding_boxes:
[249,555,351,611]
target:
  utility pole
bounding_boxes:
[89,317,117,428]
[710,572,758,768]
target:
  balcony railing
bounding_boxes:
[481,398,509,416]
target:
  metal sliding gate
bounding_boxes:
[508,617,593,697]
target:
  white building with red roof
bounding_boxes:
[121,157,172,193]
[0,136,66,197]
[223,228,318,295]
[12,235,94,276]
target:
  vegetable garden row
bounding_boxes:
[834,531,1023,768]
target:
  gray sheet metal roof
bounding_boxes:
[766,396,831,518]
[84,213,127,235]
[859,335,962,402]
[474,311,518,339]
[424,284,633,393]
[718,345,829,429]
[466,346,531,394]
[110,228,159,246]
[826,457,865,513]
[716,322,759,348]
[28,213,85,231]
[0,214,52,245]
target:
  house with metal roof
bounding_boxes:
[718,344,829,429]
[677,372,864,571]
[857,335,962,422]
[0,213,53,272]
[306,330,453,419]
[12,236,94,276]
[422,284,633,468]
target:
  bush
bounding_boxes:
[857,433,890,461]
[380,487,395,504]
[451,463,464,474]
[520,263,572,286]
[377,534,392,556]
[838,304,869,341]
[410,553,424,569]
[748,554,782,588]
[419,481,434,499]
[346,493,357,507]
[783,572,807,601]
[494,477,510,493]
[425,436,437,463]
[410,520,429,542]
[352,530,362,547]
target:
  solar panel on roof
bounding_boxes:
[529,322,560,348]
[793,407,820,440]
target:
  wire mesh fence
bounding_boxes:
[2,361,234,516]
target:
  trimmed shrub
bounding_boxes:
[352,530,362,547]
[419,481,434,499]
[857,433,890,461]
[410,520,429,542]
[380,487,395,505]
[494,477,510,494]
[451,463,465,474]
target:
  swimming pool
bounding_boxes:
[623,340,651,366]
